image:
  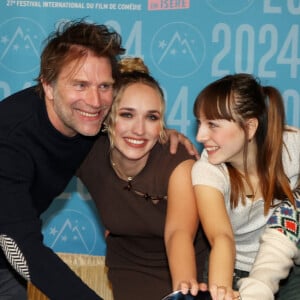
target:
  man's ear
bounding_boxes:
[246,118,258,140]
[42,80,54,101]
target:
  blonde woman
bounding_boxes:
[77,57,208,300]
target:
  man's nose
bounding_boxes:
[86,86,103,107]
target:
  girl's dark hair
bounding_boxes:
[36,19,125,95]
[193,73,294,213]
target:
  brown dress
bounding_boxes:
[77,134,208,300]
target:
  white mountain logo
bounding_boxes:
[43,209,98,254]
[0,17,45,73]
[151,22,205,78]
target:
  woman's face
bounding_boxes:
[196,112,246,167]
[113,82,163,162]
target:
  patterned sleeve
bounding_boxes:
[294,185,300,199]
[267,198,300,245]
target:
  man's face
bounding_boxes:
[43,52,114,137]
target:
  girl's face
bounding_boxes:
[196,112,246,167]
[113,82,163,162]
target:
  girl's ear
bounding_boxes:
[246,118,258,141]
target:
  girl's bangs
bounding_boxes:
[199,89,235,121]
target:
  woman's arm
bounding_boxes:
[165,159,200,295]
[238,228,298,300]
[193,184,236,300]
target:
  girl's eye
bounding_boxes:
[208,122,218,128]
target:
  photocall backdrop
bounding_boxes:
[1,0,299,255]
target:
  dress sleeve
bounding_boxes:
[0,142,102,299]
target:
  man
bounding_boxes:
[0,20,197,299]
[0,20,123,300]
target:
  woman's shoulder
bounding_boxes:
[80,133,109,165]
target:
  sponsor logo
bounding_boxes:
[42,209,98,254]
[0,17,46,73]
[151,22,205,78]
[148,0,190,10]
[206,0,254,15]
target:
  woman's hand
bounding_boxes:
[176,279,200,296]
[176,281,209,296]
[210,285,241,300]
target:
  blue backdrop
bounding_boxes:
[1,0,299,255]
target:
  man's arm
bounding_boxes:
[165,129,200,159]
[0,143,102,300]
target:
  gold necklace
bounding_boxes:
[110,156,133,182]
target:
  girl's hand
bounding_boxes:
[210,284,241,300]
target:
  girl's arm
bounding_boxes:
[193,184,236,300]
[165,159,200,295]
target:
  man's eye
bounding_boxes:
[99,83,113,91]
[74,83,86,90]
[148,114,159,121]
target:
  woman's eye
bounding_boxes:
[120,112,132,118]
[148,114,159,121]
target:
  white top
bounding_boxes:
[191,126,300,271]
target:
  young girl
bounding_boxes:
[190,74,300,299]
